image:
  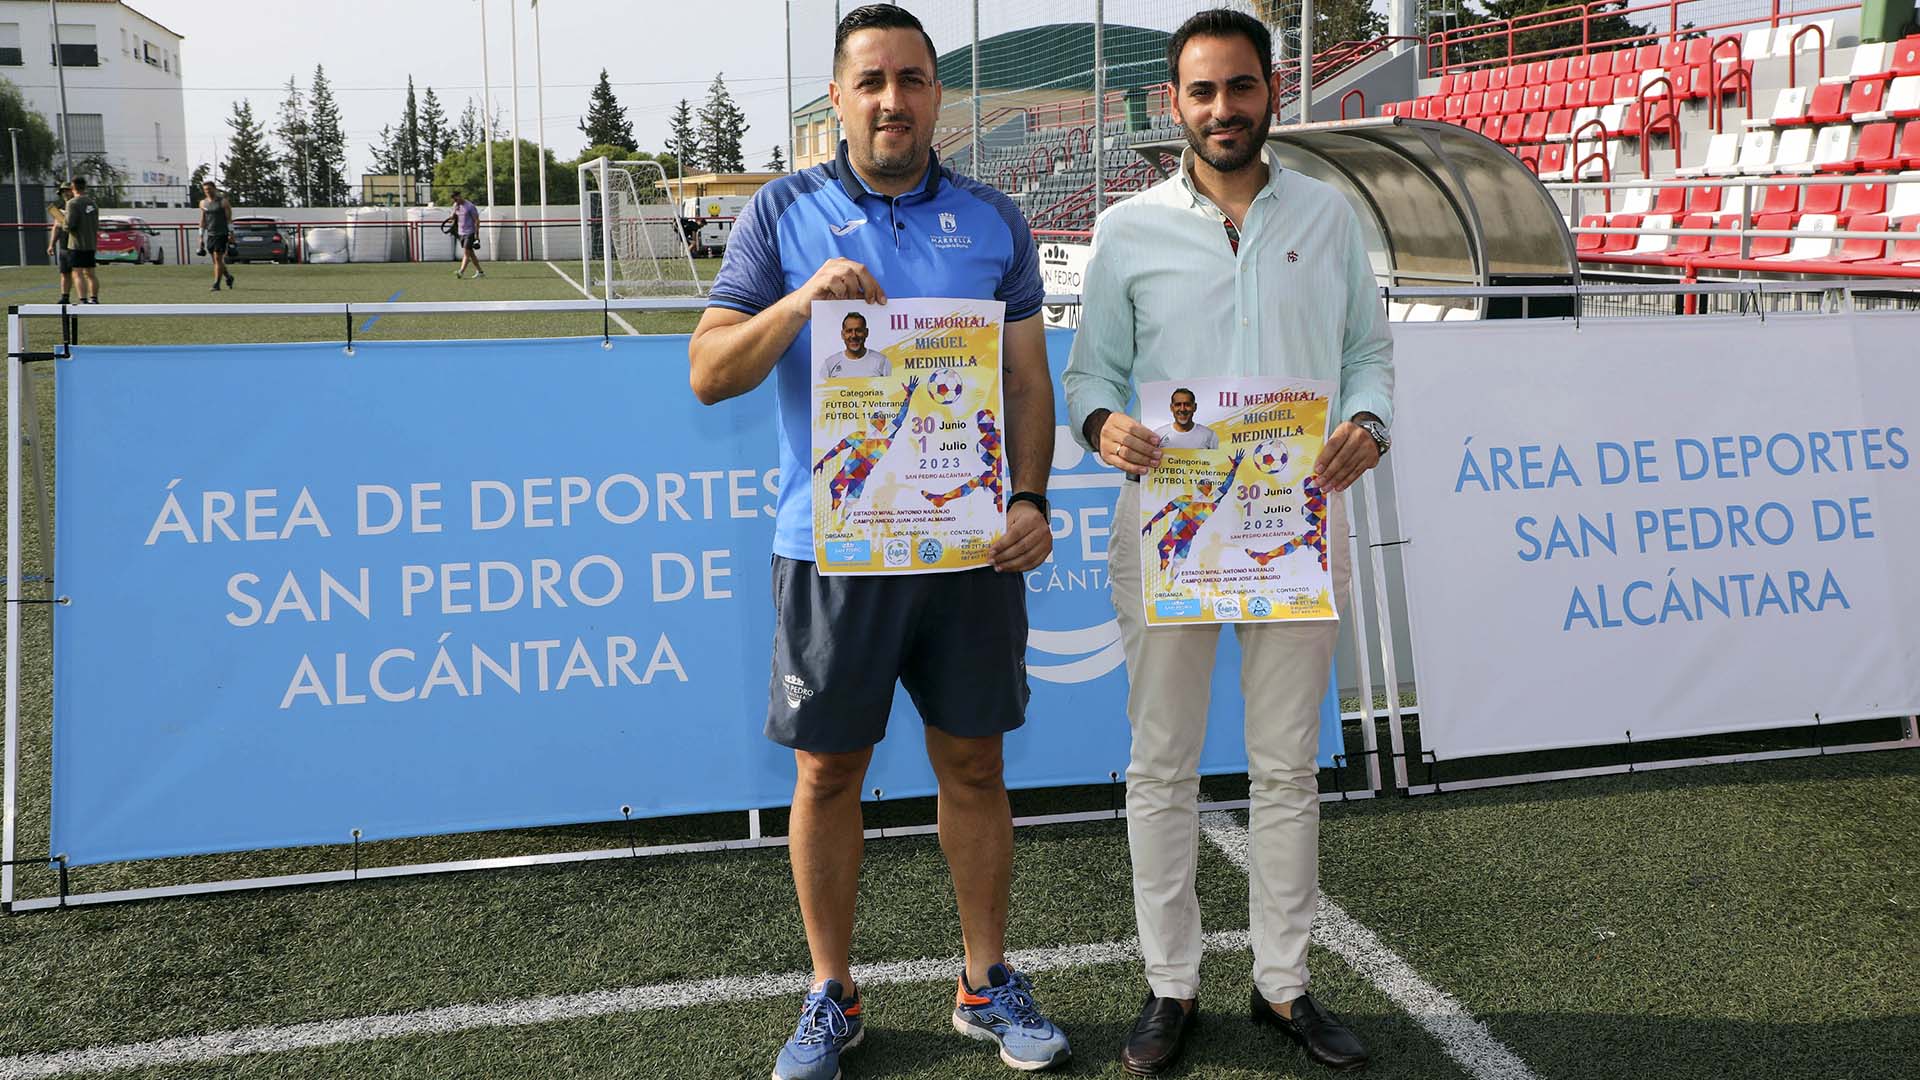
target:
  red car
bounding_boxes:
[96,217,166,264]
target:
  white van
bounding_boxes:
[678,195,747,257]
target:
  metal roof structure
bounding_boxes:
[1132,117,1579,294]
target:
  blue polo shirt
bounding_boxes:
[708,141,1045,561]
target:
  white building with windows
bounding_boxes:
[0,0,187,206]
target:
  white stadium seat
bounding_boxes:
[1770,126,1818,174]
[1757,213,1838,261]
[1826,43,1893,85]
[1620,186,1656,214]
[1629,213,1674,254]
[1736,129,1778,174]
[1680,132,1740,178]
[1796,126,1854,174]
[1746,86,1809,129]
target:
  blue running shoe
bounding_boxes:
[773,980,863,1080]
[951,963,1072,1071]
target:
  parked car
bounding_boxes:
[229,217,294,264]
[95,217,166,264]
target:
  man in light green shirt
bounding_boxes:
[1063,9,1392,1076]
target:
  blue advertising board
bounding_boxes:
[50,331,1344,865]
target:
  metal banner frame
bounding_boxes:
[1,295,1376,913]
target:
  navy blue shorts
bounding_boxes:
[767,556,1030,754]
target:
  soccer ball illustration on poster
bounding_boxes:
[928,368,965,405]
[1251,441,1290,478]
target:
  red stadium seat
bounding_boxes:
[1684,38,1711,66]
[1445,94,1466,119]
[1528,60,1550,85]
[1469,68,1489,93]
[1891,217,1920,263]
[1489,65,1509,90]
[1445,73,1464,95]
[1805,82,1848,124]
[1758,182,1800,215]
[1567,79,1591,108]
[1746,212,1795,259]
[1524,84,1548,112]
[1803,183,1844,216]
[1466,115,1487,135]
[1706,214,1745,257]
[1545,82,1567,110]
[1500,114,1525,144]
[1893,36,1920,77]
[1811,213,1888,262]
[1664,213,1714,264]
[1523,111,1550,142]
[1841,179,1889,219]
[1611,48,1637,75]
[1589,51,1613,77]
[1846,76,1891,119]
[1576,213,1607,253]
[1413,97,1432,119]
[1688,185,1723,214]
[1846,124,1901,171]
[1653,186,1687,214]
[1464,92,1486,117]
[1569,54,1591,80]
[1548,57,1569,83]
[1636,44,1662,70]
[1504,87,1528,113]
[1517,145,1541,172]
[1600,213,1643,253]
[1663,40,1688,70]
[1546,109,1575,140]
[1590,75,1615,103]
[1901,120,1920,166]
[1539,142,1568,176]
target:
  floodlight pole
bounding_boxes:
[1092,0,1105,216]
[510,0,523,228]
[534,0,548,258]
[7,128,22,268]
[970,1,980,170]
[480,0,495,208]
[48,0,74,186]
[785,2,794,173]
[1299,0,1315,124]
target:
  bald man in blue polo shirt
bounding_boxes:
[688,6,1067,1078]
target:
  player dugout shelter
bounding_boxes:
[1134,117,1579,316]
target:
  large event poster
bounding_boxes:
[1392,315,1920,760]
[1137,377,1338,626]
[809,298,1006,574]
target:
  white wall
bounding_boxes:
[0,0,188,204]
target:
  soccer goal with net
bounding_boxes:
[576,157,704,300]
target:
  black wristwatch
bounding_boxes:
[1355,416,1390,457]
[1008,491,1050,518]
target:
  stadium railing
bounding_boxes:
[1425,0,1863,77]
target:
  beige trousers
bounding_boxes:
[1109,479,1349,1001]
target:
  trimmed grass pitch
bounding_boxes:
[1,260,1916,1078]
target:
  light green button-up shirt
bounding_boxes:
[1063,145,1394,449]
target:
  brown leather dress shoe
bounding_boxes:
[1120,994,1197,1075]
[1250,989,1370,1071]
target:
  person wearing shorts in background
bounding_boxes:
[687,6,1070,1078]
[46,184,72,304]
[199,180,235,291]
[63,176,99,304]
[451,192,483,278]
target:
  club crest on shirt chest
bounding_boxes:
[930,210,972,249]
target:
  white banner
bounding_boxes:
[1392,314,1920,760]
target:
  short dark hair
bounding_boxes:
[834,4,938,79]
[842,311,867,325]
[1166,9,1273,87]
[69,176,87,191]
[1172,387,1196,403]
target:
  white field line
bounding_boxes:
[0,932,1250,1079]
[543,261,641,335]
[1200,809,1541,1080]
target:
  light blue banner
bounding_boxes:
[51,332,1346,865]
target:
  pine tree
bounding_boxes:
[666,98,701,173]
[696,74,749,173]
[578,68,634,151]
[419,86,449,175]
[397,76,422,203]
[308,65,350,206]
[456,99,482,150]
[222,99,285,206]
[369,124,398,174]
[766,144,786,171]
[273,75,311,207]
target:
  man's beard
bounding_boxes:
[1182,105,1273,173]
[858,116,932,179]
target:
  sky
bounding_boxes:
[134,0,847,183]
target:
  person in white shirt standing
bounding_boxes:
[817,310,891,378]
[1063,9,1392,1075]
[1151,387,1219,449]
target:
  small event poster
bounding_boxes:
[810,297,1007,575]
[1138,376,1339,626]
